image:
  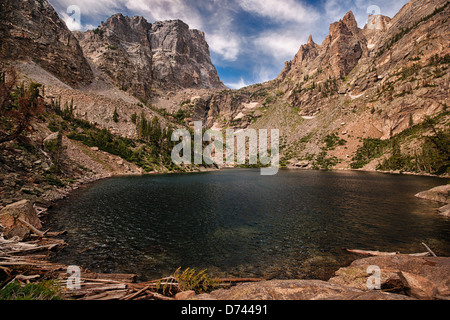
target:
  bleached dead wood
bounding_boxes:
[79,290,129,301]
[345,249,431,257]
[44,230,67,237]
[18,218,45,238]
[151,292,175,300]
[408,252,431,257]
[14,274,41,282]
[120,285,152,301]
[422,242,437,257]
[346,249,399,256]
[215,278,267,283]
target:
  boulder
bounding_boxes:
[44,132,60,145]
[415,185,450,204]
[175,291,197,300]
[398,272,437,300]
[329,255,450,300]
[192,280,413,300]
[0,200,42,240]
[438,204,450,217]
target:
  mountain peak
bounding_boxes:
[76,13,225,99]
[0,0,93,86]
[342,11,358,31]
[307,34,314,45]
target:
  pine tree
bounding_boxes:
[113,107,119,123]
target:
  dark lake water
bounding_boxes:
[46,169,450,281]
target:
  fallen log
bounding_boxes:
[152,292,175,300]
[14,274,41,282]
[345,249,431,257]
[121,285,152,301]
[422,242,437,257]
[18,218,45,238]
[345,249,399,256]
[44,230,68,237]
[408,252,431,257]
[79,290,129,301]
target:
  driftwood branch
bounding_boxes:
[422,242,437,257]
[345,249,399,256]
[215,278,267,283]
[121,285,152,301]
[17,218,45,238]
[345,249,430,257]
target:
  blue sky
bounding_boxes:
[48,0,410,89]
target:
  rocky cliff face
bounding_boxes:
[278,11,366,82]
[0,0,93,87]
[0,0,448,176]
[75,14,225,102]
[180,0,449,173]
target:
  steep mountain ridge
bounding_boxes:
[0,0,448,177]
[0,0,93,87]
[74,14,226,102]
[176,0,449,174]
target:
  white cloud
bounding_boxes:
[253,31,305,61]
[49,0,122,20]
[324,0,410,28]
[237,0,319,24]
[48,0,410,87]
[207,32,242,62]
[124,0,204,30]
[58,4,98,31]
[226,78,250,89]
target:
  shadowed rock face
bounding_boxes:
[0,0,93,87]
[75,14,226,101]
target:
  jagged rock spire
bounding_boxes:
[342,11,358,31]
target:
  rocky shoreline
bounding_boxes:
[191,254,450,300]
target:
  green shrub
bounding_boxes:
[351,138,389,169]
[174,268,218,294]
[45,174,65,187]
[324,133,346,150]
[113,108,119,123]
[0,281,64,300]
[313,151,339,170]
